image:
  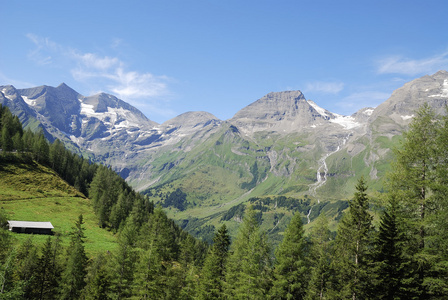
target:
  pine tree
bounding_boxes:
[133,206,180,299]
[388,104,440,297]
[270,212,308,299]
[12,132,23,152]
[83,252,112,300]
[225,205,272,299]
[22,128,34,152]
[0,107,14,152]
[109,191,127,230]
[332,177,374,300]
[110,217,138,299]
[60,215,88,299]
[0,208,12,262]
[49,139,67,175]
[1,123,13,152]
[15,237,39,298]
[305,214,334,300]
[36,235,63,300]
[374,195,406,299]
[197,224,231,299]
[0,247,24,299]
[32,130,50,165]
[134,241,166,299]
[421,106,448,296]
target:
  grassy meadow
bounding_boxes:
[0,155,118,255]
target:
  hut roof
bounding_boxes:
[8,221,54,229]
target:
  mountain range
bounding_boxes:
[2,70,448,238]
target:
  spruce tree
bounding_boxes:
[332,177,374,300]
[133,206,181,299]
[197,224,231,299]
[305,214,333,300]
[270,212,308,299]
[15,237,39,298]
[374,195,405,299]
[36,235,63,300]
[0,247,24,299]
[421,106,448,296]
[32,131,50,165]
[1,123,13,152]
[388,104,439,297]
[60,215,88,300]
[0,208,12,262]
[225,205,272,299]
[0,107,14,152]
[83,253,112,300]
[110,217,138,299]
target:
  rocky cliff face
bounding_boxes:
[18,83,82,135]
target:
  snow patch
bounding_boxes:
[80,102,95,116]
[330,114,360,129]
[428,79,448,98]
[22,95,37,106]
[80,103,139,129]
[3,94,13,101]
[310,124,317,128]
[363,108,374,116]
[401,115,414,120]
[0,88,11,100]
[69,135,81,145]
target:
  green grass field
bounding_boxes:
[0,155,118,256]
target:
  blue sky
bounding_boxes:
[1,0,448,124]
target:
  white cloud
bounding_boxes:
[26,34,170,102]
[304,81,344,94]
[26,34,59,65]
[73,52,121,70]
[377,51,448,76]
[110,68,168,99]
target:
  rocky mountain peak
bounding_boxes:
[230,90,344,134]
[433,70,448,78]
[16,84,81,134]
[0,85,18,97]
[83,93,118,113]
[163,111,220,128]
[82,93,156,127]
[370,70,448,125]
[233,90,306,119]
[0,85,38,124]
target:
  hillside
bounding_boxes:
[0,155,117,254]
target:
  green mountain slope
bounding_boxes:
[141,124,355,243]
[0,155,118,254]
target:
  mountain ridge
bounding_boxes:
[2,70,448,238]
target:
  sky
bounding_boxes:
[1,0,448,124]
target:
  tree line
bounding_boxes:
[1,103,448,298]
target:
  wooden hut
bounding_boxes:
[7,220,54,235]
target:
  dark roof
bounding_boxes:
[8,221,54,229]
